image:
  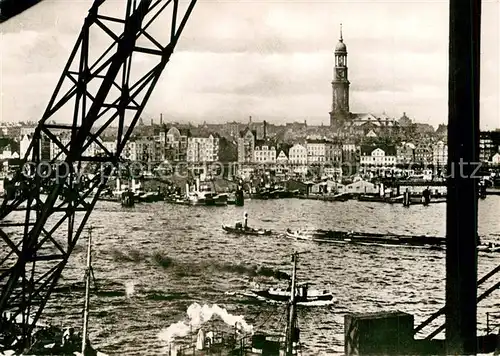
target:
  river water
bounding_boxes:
[39,197,500,355]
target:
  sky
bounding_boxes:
[0,0,499,129]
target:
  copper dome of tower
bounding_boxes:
[335,24,347,53]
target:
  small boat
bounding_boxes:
[136,191,164,203]
[227,192,237,204]
[213,193,228,206]
[170,198,190,205]
[251,283,335,304]
[188,192,206,206]
[478,243,500,253]
[222,224,272,236]
[285,229,314,240]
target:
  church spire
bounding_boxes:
[340,23,343,42]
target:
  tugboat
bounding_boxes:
[251,283,335,305]
[188,178,227,206]
[222,224,272,236]
[222,212,272,236]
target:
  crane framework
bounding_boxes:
[0,0,197,349]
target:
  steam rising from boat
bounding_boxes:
[125,281,135,298]
[158,303,253,344]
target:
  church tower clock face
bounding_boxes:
[336,68,345,80]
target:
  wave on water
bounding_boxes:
[153,252,174,268]
[125,281,135,298]
[204,261,290,280]
[110,248,146,262]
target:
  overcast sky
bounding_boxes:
[1,0,499,129]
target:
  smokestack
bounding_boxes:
[249,116,252,124]
[263,120,267,139]
[160,113,163,125]
[151,118,153,126]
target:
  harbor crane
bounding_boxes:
[0,0,197,350]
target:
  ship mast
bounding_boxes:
[81,227,93,355]
[286,252,298,356]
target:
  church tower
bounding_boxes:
[330,24,350,127]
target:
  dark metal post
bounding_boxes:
[486,313,490,335]
[446,0,481,354]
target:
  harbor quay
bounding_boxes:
[1,158,498,207]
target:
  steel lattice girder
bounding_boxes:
[0,0,197,350]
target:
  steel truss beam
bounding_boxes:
[0,0,197,350]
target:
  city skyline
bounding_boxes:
[0,0,499,129]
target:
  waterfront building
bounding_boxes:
[288,144,308,165]
[491,152,500,166]
[342,179,377,194]
[432,140,448,168]
[276,149,289,164]
[275,149,289,178]
[253,142,276,164]
[396,142,415,166]
[49,134,71,160]
[165,126,190,162]
[187,133,220,163]
[341,142,358,164]
[360,146,397,168]
[49,134,104,160]
[101,140,117,156]
[306,139,329,165]
[479,131,500,162]
[323,166,343,180]
[0,145,18,160]
[19,134,32,158]
[326,142,343,165]
[288,143,308,175]
[310,180,341,194]
[125,139,156,162]
[237,128,255,163]
[414,142,434,166]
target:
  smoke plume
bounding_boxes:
[157,303,253,344]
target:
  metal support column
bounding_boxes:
[445,0,481,354]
